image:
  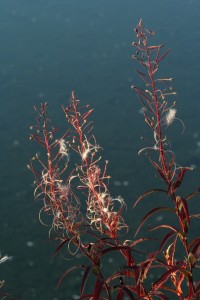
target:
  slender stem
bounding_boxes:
[145,46,168,177]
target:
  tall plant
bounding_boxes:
[29,20,200,299]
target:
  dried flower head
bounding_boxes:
[165,108,177,126]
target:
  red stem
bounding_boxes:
[145,45,168,178]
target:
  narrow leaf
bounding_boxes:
[114,285,135,300]
[170,167,191,194]
[56,265,85,288]
[157,49,170,63]
[147,45,162,50]
[53,238,70,257]
[190,214,200,219]
[81,265,93,295]
[152,267,191,291]
[133,188,166,208]
[120,286,136,300]
[185,191,200,201]
[133,86,152,103]
[93,277,104,300]
[150,160,168,183]
[101,245,142,257]
[116,288,125,300]
[134,207,174,237]
[189,238,200,260]
[148,224,179,234]
[130,237,158,247]
[156,231,176,254]
[180,197,190,224]
[81,109,94,121]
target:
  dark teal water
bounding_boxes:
[0,0,200,299]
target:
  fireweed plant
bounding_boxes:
[28,20,200,299]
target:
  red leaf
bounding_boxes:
[150,160,168,183]
[152,267,191,292]
[119,286,135,300]
[134,207,174,237]
[133,188,166,208]
[185,191,200,201]
[190,214,200,219]
[116,288,125,300]
[156,231,176,255]
[105,270,130,285]
[130,237,158,247]
[56,265,85,288]
[101,245,142,257]
[169,167,191,194]
[137,94,154,113]
[114,285,136,300]
[148,224,179,234]
[157,49,170,63]
[81,109,94,121]
[147,45,162,50]
[180,197,189,223]
[189,238,200,260]
[53,238,70,257]
[132,86,152,104]
[176,196,190,232]
[93,277,104,300]
[80,266,93,295]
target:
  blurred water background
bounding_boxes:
[0,0,200,299]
